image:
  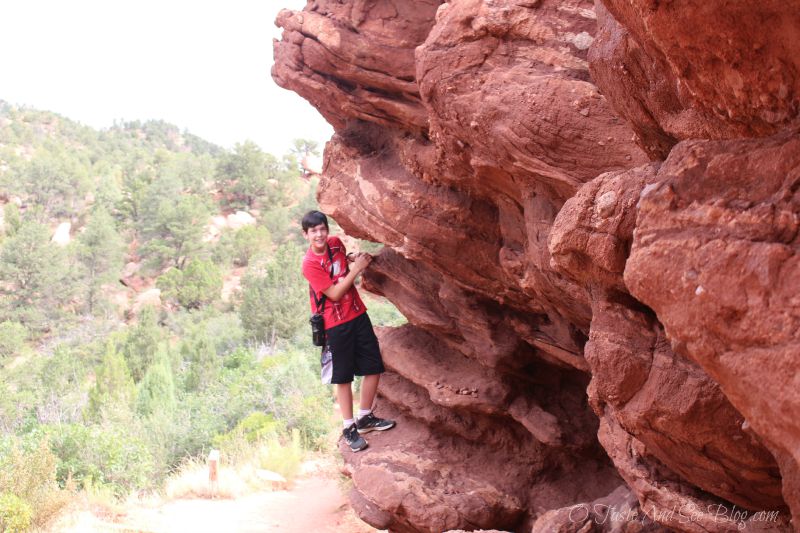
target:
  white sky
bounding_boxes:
[0,0,333,156]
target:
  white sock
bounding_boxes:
[343,418,355,429]
[357,409,372,419]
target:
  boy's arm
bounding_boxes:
[322,254,371,302]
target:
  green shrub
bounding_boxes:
[223,346,255,370]
[86,341,136,422]
[213,412,284,465]
[213,225,271,267]
[203,312,244,356]
[0,492,33,533]
[181,333,219,392]
[136,351,177,416]
[46,424,154,496]
[214,412,282,448]
[120,306,161,383]
[0,321,28,359]
[224,348,334,450]
[258,430,304,480]
[260,206,292,244]
[2,203,21,237]
[0,220,70,332]
[239,243,306,343]
[0,438,70,529]
[213,419,303,481]
[155,267,183,303]
[230,225,270,266]
[157,259,222,309]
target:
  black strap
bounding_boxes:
[310,245,335,313]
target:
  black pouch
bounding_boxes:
[310,312,326,347]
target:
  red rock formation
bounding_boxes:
[590,0,800,156]
[274,0,798,531]
[624,133,800,530]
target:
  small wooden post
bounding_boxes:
[208,449,219,498]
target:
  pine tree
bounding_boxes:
[120,306,162,382]
[0,219,70,329]
[215,141,286,209]
[17,148,90,218]
[182,333,218,392]
[138,194,209,270]
[2,203,21,237]
[239,243,307,344]
[75,206,125,314]
[157,259,222,309]
[87,341,136,422]
[136,347,177,416]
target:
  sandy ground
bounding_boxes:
[51,458,379,533]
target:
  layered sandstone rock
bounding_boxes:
[274,0,798,531]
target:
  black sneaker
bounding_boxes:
[343,423,368,452]
[356,413,396,434]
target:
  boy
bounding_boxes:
[301,210,395,451]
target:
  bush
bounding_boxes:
[224,348,334,450]
[2,203,21,237]
[214,421,304,482]
[0,438,70,530]
[239,243,306,344]
[0,220,70,331]
[260,206,292,244]
[203,312,245,356]
[86,341,136,422]
[120,306,161,383]
[258,430,304,480]
[213,226,271,267]
[136,350,177,416]
[0,492,33,533]
[214,412,282,451]
[46,424,154,496]
[223,346,255,370]
[181,332,219,392]
[0,321,28,359]
[231,225,270,266]
[157,259,222,309]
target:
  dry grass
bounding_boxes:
[81,481,128,522]
[163,434,302,501]
[165,458,252,500]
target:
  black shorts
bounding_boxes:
[324,313,385,384]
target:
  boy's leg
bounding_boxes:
[336,382,367,452]
[352,314,395,434]
[359,374,380,411]
[326,321,367,451]
[327,320,356,424]
[337,382,354,421]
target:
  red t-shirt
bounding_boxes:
[302,236,366,330]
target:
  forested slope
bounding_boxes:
[0,101,402,530]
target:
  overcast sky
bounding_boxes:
[0,0,333,156]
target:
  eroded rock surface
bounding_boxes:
[590,0,800,158]
[274,0,798,531]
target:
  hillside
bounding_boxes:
[0,100,403,531]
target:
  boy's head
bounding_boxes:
[302,210,329,232]
[302,211,330,253]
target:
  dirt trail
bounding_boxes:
[53,459,378,533]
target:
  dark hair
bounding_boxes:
[301,210,329,232]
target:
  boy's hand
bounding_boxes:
[352,253,372,273]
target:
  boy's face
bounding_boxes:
[303,223,329,254]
